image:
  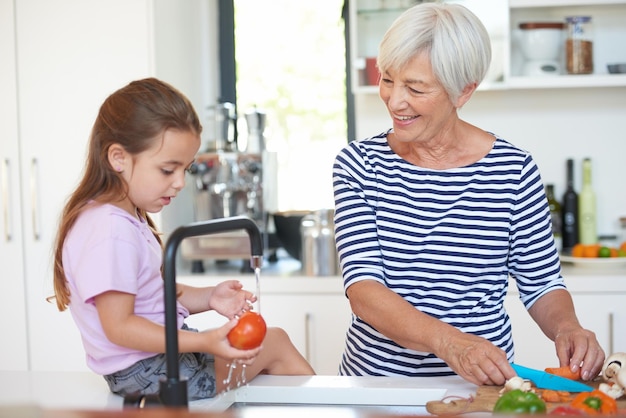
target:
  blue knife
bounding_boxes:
[511,363,593,393]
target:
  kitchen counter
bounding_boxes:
[178,260,626,293]
[0,371,478,417]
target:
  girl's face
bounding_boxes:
[379,52,459,144]
[120,129,200,215]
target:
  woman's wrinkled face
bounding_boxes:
[379,52,457,144]
[123,129,200,214]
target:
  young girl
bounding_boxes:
[51,78,314,400]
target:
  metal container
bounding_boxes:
[243,107,266,154]
[300,209,339,276]
[206,102,237,152]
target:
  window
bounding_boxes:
[227,0,351,212]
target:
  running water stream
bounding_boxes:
[222,266,262,391]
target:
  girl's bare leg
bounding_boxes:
[215,327,315,393]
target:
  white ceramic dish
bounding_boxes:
[560,255,626,269]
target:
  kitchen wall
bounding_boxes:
[354,87,626,239]
[160,1,626,245]
[159,0,220,238]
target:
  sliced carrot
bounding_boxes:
[557,390,573,403]
[541,389,562,403]
[544,365,581,381]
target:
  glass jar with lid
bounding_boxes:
[565,16,593,75]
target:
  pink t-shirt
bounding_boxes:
[63,202,189,374]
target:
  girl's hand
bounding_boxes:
[201,318,261,364]
[209,280,257,319]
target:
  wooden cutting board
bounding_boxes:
[426,380,626,415]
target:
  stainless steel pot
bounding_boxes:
[300,209,339,276]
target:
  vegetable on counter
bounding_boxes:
[493,389,547,414]
[502,376,532,393]
[540,389,572,404]
[550,405,586,415]
[602,352,626,399]
[544,365,582,381]
[569,389,618,415]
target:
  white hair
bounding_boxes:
[377,1,491,103]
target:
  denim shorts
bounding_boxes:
[103,327,216,400]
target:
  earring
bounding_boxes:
[115,166,122,172]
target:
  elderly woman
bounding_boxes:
[332,2,604,386]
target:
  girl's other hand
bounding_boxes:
[209,280,257,319]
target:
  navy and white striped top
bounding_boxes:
[332,131,565,377]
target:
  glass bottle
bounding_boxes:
[561,159,579,252]
[578,158,597,244]
[565,16,593,75]
[546,184,562,253]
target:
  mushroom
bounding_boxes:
[601,352,626,399]
[599,382,624,400]
[500,376,533,394]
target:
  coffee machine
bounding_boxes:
[182,103,275,271]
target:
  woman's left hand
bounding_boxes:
[528,289,605,381]
[209,280,257,319]
[554,325,605,381]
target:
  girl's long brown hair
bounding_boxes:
[51,78,201,311]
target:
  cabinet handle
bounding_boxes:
[2,158,11,242]
[30,158,40,241]
[304,312,312,363]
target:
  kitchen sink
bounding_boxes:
[189,375,456,414]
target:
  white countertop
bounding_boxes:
[0,371,477,415]
[177,258,626,293]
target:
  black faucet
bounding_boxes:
[124,215,263,408]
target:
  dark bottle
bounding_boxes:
[545,184,562,253]
[561,159,579,252]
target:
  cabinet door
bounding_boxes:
[0,0,29,371]
[570,293,626,355]
[15,0,152,371]
[259,294,352,375]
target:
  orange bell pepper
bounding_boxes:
[569,390,618,415]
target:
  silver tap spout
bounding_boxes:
[160,215,263,407]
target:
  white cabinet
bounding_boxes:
[0,0,211,372]
[505,269,626,370]
[179,276,351,375]
[349,0,626,93]
[0,0,29,371]
[16,0,155,373]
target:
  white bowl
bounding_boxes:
[518,22,564,61]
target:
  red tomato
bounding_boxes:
[550,406,585,415]
[227,311,267,350]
